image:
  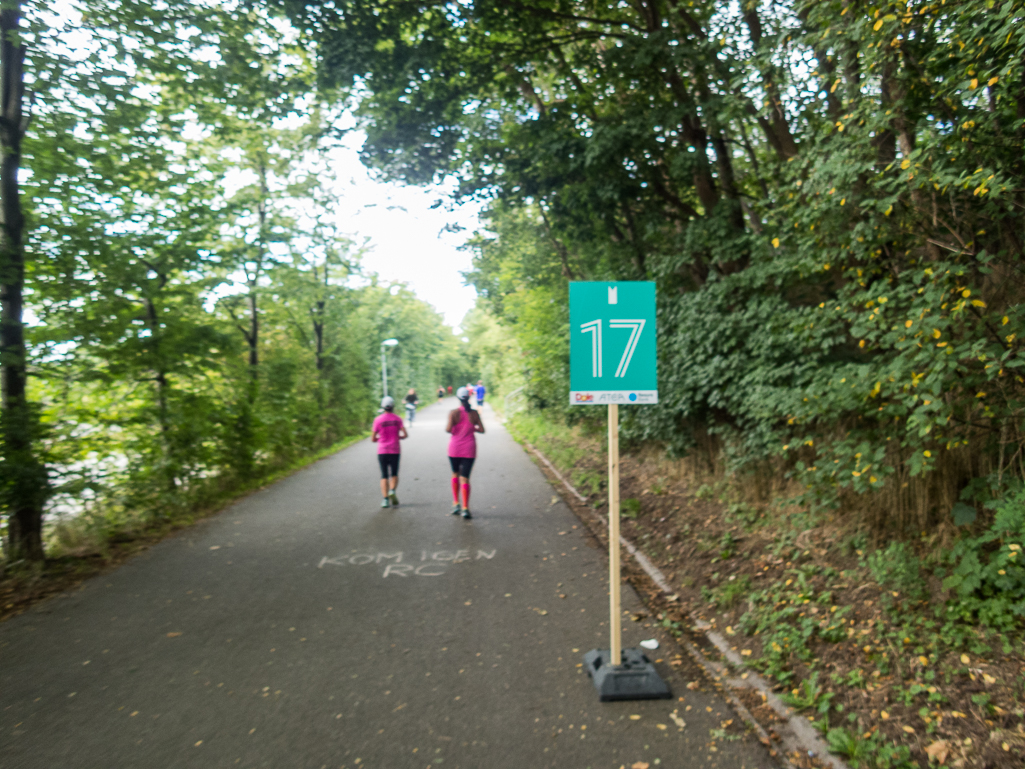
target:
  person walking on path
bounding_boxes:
[372,396,407,508]
[475,380,486,407]
[403,388,419,425]
[437,386,445,400]
[446,386,484,519]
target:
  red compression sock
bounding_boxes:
[461,482,470,509]
[451,477,459,504]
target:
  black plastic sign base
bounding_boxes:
[583,648,672,702]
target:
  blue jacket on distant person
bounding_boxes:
[476,384,485,402]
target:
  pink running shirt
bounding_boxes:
[448,408,477,458]
[373,412,404,454]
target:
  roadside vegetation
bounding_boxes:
[504,412,1024,768]
[1,2,470,579]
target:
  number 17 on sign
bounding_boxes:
[569,282,669,702]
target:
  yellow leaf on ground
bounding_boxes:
[960,654,970,664]
[166,632,182,638]
[880,711,889,720]
[629,714,641,720]
[632,763,650,769]
[903,725,916,734]
[656,724,667,730]
[925,740,950,765]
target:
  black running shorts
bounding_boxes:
[378,453,400,479]
[448,456,475,477]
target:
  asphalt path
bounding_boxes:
[1,399,774,769]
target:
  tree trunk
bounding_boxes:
[313,302,325,371]
[145,296,177,492]
[0,0,45,561]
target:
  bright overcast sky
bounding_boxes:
[325,131,484,331]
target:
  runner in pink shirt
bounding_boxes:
[445,386,485,519]
[372,396,407,509]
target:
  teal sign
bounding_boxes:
[569,281,657,405]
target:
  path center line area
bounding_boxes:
[1,400,774,769]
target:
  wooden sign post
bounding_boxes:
[607,402,622,666]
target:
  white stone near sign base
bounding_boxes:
[569,390,658,405]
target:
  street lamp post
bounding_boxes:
[380,338,399,397]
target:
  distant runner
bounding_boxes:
[437,386,445,401]
[446,386,485,520]
[475,380,486,407]
[372,396,407,508]
[403,388,419,425]
[447,385,453,394]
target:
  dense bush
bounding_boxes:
[943,487,1025,630]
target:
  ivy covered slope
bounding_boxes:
[285,0,1025,529]
[0,1,469,563]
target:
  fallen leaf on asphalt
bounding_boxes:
[669,711,686,729]
[166,632,182,638]
[464,601,472,606]
[656,724,667,730]
[393,703,407,712]
[209,546,220,550]
[194,740,203,746]
[631,762,650,769]
[925,740,949,765]
[532,608,548,616]
[686,681,700,690]
[629,714,641,720]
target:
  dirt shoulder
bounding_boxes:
[506,413,1025,769]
